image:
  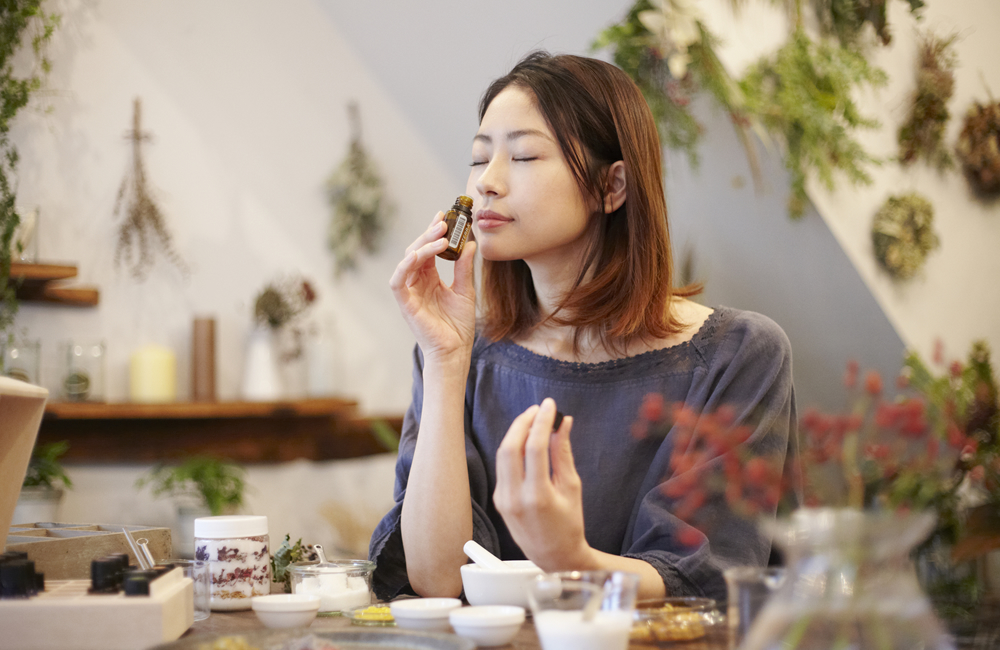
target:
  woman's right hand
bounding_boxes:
[389,212,478,364]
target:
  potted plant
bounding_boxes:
[136,456,247,557]
[14,441,73,524]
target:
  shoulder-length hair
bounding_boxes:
[478,51,700,353]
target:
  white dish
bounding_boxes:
[251,594,320,629]
[460,560,542,608]
[390,597,463,632]
[449,605,526,647]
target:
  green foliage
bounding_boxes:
[0,1,58,339]
[739,30,887,217]
[593,0,752,170]
[136,456,247,516]
[270,534,314,593]
[22,440,72,490]
[812,0,925,46]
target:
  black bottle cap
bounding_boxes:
[90,557,121,593]
[553,410,565,432]
[1,560,33,598]
[34,571,45,593]
[123,570,158,596]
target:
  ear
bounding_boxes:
[602,161,627,214]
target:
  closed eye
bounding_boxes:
[469,160,487,167]
[512,157,537,162]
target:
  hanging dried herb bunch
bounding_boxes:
[871,192,939,280]
[327,102,393,275]
[812,0,925,47]
[955,99,1000,196]
[593,0,760,175]
[898,32,957,170]
[740,30,887,218]
[113,97,187,281]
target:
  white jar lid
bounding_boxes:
[194,515,268,539]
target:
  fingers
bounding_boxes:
[453,240,478,299]
[550,415,580,490]
[495,404,538,504]
[523,398,558,490]
[404,213,447,256]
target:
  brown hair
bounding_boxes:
[478,51,700,353]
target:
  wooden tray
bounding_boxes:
[6,522,172,579]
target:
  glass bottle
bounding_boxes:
[438,195,474,261]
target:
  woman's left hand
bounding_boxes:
[493,398,594,569]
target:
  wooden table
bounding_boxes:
[180,608,731,649]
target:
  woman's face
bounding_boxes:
[466,86,597,267]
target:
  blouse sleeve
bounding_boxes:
[622,312,798,602]
[368,344,500,601]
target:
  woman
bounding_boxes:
[370,51,796,603]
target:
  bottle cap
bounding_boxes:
[194,515,268,539]
[90,558,121,593]
[123,570,158,596]
[1,561,33,598]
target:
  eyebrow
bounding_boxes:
[473,128,552,144]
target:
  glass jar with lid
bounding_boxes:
[194,515,270,611]
[290,559,374,615]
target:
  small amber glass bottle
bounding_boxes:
[438,195,474,261]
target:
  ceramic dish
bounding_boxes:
[449,605,525,647]
[345,603,396,627]
[390,598,463,632]
[630,597,724,645]
[251,594,321,629]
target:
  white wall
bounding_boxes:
[13,0,458,414]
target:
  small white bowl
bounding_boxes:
[251,594,321,629]
[450,605,525,647]
[389,597,463,632]
[460,560,543,608]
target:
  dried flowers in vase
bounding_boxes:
[871,192,939,280]
[327,102,393,275]
[113,97,188,281]
[898,32,958,170]
[252,274,317,362]
[955,98,1000,197]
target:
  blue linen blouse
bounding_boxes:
[369,306,797,602]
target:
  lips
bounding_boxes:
[475,210,513,230]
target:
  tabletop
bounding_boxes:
[178,608,731,650]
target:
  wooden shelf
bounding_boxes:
[38,397,399,464]
[11,262,100,307]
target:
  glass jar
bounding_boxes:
[60,340,106,401]
[741,508,955,650]
[194,515,270,611]
[2,337,40,385]
[290,559,375,615]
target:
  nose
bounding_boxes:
[473,158,506,199]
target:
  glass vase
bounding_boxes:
[741,508,955,650]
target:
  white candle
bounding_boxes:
[130,345,177,403]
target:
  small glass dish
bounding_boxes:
[630,597,724,645]
[345,604,396,627]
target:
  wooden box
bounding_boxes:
[6,523,173,579]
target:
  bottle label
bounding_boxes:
[449,214,468,249]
